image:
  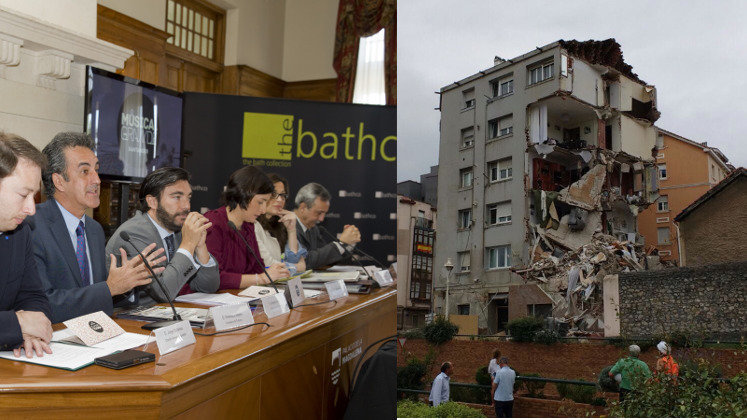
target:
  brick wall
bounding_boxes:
[618,261,747,339]
[397,339,747,385]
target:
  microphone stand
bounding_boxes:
[227,221,280,293]
[119,232,182,330]
[317,224,379,289]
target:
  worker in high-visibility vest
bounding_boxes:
[655,341,679,379]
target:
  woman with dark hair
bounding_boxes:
[255,173,307,273]
[204,166,290,290]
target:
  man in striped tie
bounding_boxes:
[29,132,166,323]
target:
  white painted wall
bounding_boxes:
[620,115,656,160]
[0,0,98,38]
[282,0,337,81]
[98,0,166,31]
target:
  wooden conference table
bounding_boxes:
[0,286,396,419]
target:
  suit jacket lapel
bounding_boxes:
[46,200,86,287]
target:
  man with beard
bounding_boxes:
[106,167,218,305]
[30,132,166,323]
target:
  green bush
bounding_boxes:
[597,365,619,392]
[556,380,596,404]
[400,329,425,339]
[520,373,547,397]
[396,400,486,418]
[475,365,492,386]
[533,328,560,345]
[506,317,543,342]
[609,361,746,417]
[397,355,428,400]
[423,316,459,345]
[450,383,491,405]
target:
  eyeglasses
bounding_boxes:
[271,192,288,201]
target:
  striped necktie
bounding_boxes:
[75,221,90,284]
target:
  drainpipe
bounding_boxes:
[674,220,683,267]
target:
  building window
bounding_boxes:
[528,304,553,318]
[460,168,473,188]
[657,227,670,244]
[462,88,475,109]
[409,281,420,300]
[658,164,667,180]
[458,251,471,272]
[488,158,513,182]
[489,114,513,139]
[486,245,511,269]
[657,195,669,212]
[458,304,470,315]
[458,209,472,229]
[528,61,554,85]
[655,135,664,150]
[491,75,514,98]
[461,127,474,148]
[487,201,512,225]
[166,0,224,62]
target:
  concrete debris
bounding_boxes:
[558,164,607,210]
[515,232,653,336]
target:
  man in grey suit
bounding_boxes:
[29,133,165,323]
[106,167,219,305]
[293,182,361,269]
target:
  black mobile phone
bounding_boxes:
[94,349,155,369]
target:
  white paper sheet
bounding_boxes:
[175,292,254,307]
[0,342,112,370]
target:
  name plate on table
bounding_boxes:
[325,279,349,300]
[209,303,254,331]
[373,269,394,286]
[284,276,306,308]
[261,294,290,319]
[154,320,196,355]
[63,311,125,346]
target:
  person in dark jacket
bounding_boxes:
[0,132,53,358]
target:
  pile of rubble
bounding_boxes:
[515,231,667,336]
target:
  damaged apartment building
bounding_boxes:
[435,39,660,334]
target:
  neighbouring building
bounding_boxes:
[397,194,436,330]
[435,39,662,332]
[637,128,731,264]
[674,168,746,267]
[420,165,439,207]
[397,180,423,201]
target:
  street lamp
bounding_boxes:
[444,257,454,320]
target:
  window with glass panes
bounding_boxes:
[411,227,434,300]
[486,245,511,269]
[166,0,223,62]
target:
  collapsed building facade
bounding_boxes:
[435,39,661,334]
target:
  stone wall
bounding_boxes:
[618,261,747,339]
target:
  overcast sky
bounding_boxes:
[397,0,747,182]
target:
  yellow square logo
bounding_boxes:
[242,112,294,161]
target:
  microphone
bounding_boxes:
[227,221,280,293]
[317,224,378,287]
[119,231,182,330]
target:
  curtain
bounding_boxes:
[352,29,385,105]
[333,0,396,105]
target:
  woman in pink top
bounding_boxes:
[204,166,290,290]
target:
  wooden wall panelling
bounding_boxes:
[284,78,338,102]
[97,5,170,85]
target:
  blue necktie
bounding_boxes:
[165,234,176,261]
[75,221,90,285]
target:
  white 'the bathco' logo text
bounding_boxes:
[339,190,362,198]
[353,212,377,219]
[372,233,395,241]
[374,191,397,198]
[325,212,341,219]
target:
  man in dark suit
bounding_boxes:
[28,132,165,323]
[293,182,361,269]
[106,167,219,306]
[0,133,53,357]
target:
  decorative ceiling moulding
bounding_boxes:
[0,5,133,71]
[36,50,72,89]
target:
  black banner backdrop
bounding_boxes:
[181,93,397,266]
